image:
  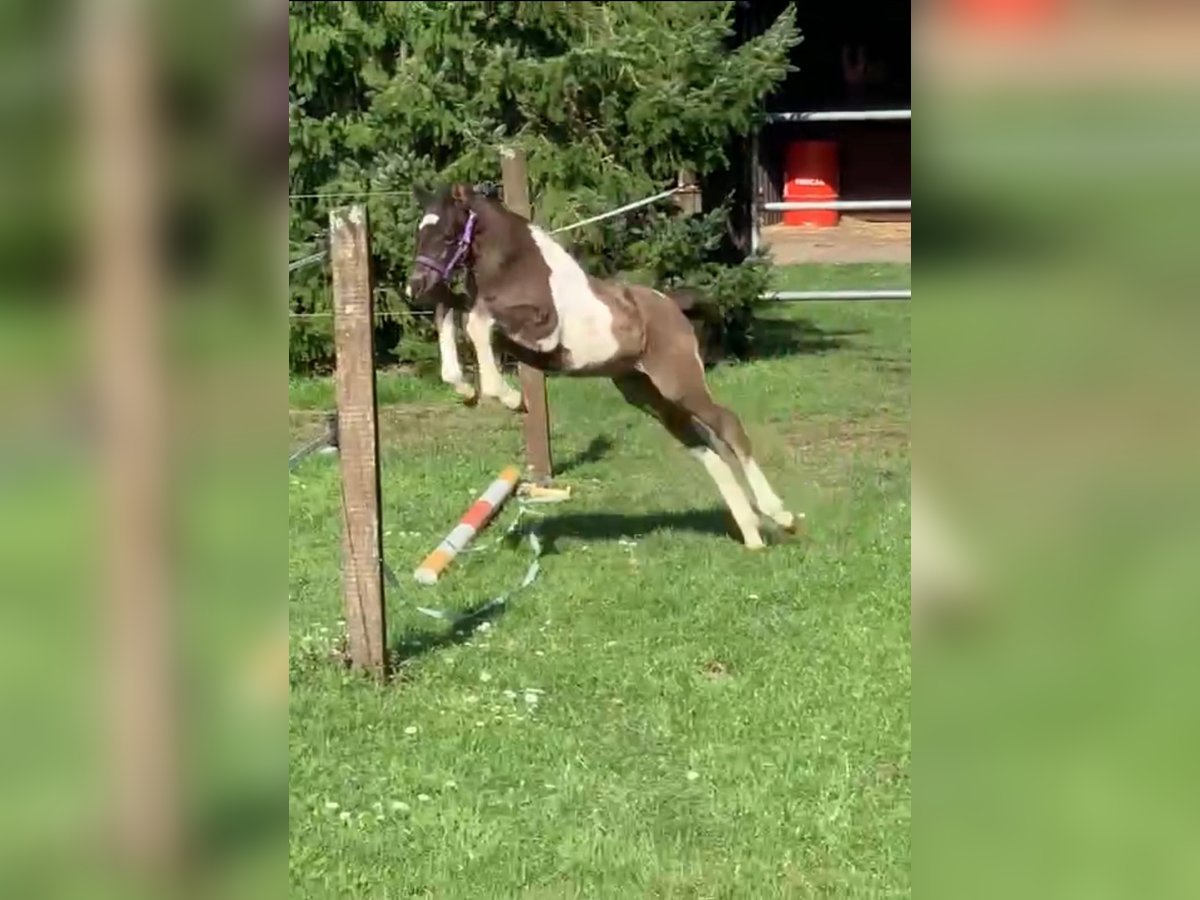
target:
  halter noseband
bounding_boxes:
[415,210,477,282]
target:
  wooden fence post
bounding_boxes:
[499,146,554,484]
[329,205,388,679]
[675,168,702,215]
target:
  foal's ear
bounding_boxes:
[450,182,476,204]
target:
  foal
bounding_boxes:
[407,183,798,548]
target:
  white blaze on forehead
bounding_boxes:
[526,225,619,368]
[419,212,440,230]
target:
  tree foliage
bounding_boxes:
[289,1,800,373]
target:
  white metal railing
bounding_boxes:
[753,107,911,302]
[762,199,911,212]
[765,289,910,302]
[765,109,911,123]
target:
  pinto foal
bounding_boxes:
[407,183,798,548]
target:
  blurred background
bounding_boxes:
[917,0,1200,897]
[0,0,283,897]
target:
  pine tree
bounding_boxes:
[289,1,800,373]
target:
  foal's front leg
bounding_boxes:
[465,305,523,411]
[434,301,476,402]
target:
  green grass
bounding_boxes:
[290,368,439,412]
[289,265,911,898]
[773,263,910,292]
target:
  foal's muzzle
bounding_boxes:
[406,267,438,301]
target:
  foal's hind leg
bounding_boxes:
[694,401,798,532]
[644,348,799,533]
[613,372,764,549]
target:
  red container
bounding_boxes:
[949,0,1064,32]
[783,140,839,228]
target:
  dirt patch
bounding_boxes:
[376,400,521,449]
[289,397,523,452]
[763,217,911,265]
[783,416,910,456]
[701,659,731,680]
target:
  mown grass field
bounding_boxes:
[289,264,911,898]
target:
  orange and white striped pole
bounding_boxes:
[413,465,521,585]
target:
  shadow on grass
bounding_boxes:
[752,315,866,360]
[539,508,734,552]
[390,599,509,664]
[555,434,615,476]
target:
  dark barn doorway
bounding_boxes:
[734,1,911,243]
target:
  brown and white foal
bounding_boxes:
[407,183,798,548]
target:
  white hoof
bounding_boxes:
[453,382,477,401]
[743,533,766,550]
[757,505,804,534]
[496,387,524,411]
[778,511,806,536]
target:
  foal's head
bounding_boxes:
[407,182,480,301]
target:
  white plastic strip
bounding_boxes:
[764,289,911,302]
[765,110,911,123]
[762,200,911,212]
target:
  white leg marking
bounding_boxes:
[465,307,522,410]
[438,310,461,382]
[527,225,620,368]
[741,457,797,530]
[438,309,475,399]
[691,446,764,549]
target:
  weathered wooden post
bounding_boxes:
[499,146,554,484]
[675,167,702,215]
[329,205,388,679]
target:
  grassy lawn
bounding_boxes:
[289,265,911,898]
[773,262,911,293]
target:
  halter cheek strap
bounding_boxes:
[415,211,477,282]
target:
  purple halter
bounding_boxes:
[415,211,477,283]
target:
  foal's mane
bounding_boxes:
[464,188,533,273]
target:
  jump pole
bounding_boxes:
[414,466,522,585]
